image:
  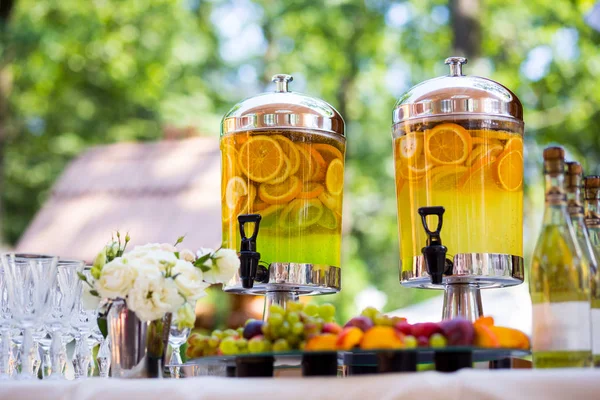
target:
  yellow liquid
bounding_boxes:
[394,121,524,272]
[221,130,345,267]
[533,351,592,368]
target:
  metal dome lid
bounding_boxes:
[393,57,523,126]
[221,74,345,136]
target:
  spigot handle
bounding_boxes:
[418,206,445,246]
[238,214,262,289]
[239,214,262,252]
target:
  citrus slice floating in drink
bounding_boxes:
[313,144,343,163]
[325,159,344,196]
[258,175,302,204]
[279,198,324,229]
[273,135,301,175]
[225,176,249,210]
[238,136,285,183]
[397,132,424,162]
[425,123,472,165]
[298,182,325,199]
[318,191,341,212]
[398,155,431,182]
[267,156,291,184]
[458,156,497,189]
[500,136,524,157]
[427,165,468,190]
[466,143,503,167]
[296,144,315,180]
[495,150,523,191]
[309,146,328,181]
[318,207,339,230]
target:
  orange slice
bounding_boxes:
[501,136,524,156]
[273,135,301,175]
[458,156,497,189]
[306,145,327,181]
[466,144,503,167]
[221,145,238,197]
[238,136,285,183]
[318,191,341,212]
[225,176,249,210]
[397,155,432,182]
[396,132,424,162]
[325,159,344,196]
[279,198,324,229]
[267,156,292,184]
[495,150,523,192]
[424,123,472,165]
[472,137,502,147]
[296,144,315,180]
[258,176,302,204]
[427,166,468,190]
[470,129,513,141]
[298,182,325,199]
[251,199,270,212]
[313,143,343,163]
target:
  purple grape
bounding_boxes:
[243,320,265,339]
[439,318,475,346]
[344,316,374,332]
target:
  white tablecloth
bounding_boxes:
[1,369,599,400]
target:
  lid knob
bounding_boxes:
[445,57,467,77]
[272,74,293,93]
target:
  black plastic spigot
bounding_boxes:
[418,206,451,285]
[238,214,266,289]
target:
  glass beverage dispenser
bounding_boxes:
[221,74,345,309]
[393,57,524,320]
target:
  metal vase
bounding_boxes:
[107,300,172,378]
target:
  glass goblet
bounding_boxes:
[168,323,191,379]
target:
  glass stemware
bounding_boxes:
[168,323,190,379]
[0,263,12,380]
[97,336,111,378]
[1,253,58,380]
[45,260,83,380]
[71,268,99,379]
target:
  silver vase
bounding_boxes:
[107,300,172,378]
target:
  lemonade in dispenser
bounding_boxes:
[394,57,525,320]
[221,74,345,297]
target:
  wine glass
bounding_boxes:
[97,335,111,378]
[45,259,84,379]
[0,264,12,380]
[1,253,58,380]
[168,323,191,379]
[71,268,99,379]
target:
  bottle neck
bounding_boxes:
[567,184,585,221]
[544,172,569,224]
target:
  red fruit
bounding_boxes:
[322,322,342,334]
[417,336,429,347]
[344,316,374,332]
[411,322,442,338]
[439,318,475,346]
[395,322,414,336]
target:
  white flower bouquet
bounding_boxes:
[80,233,239,325]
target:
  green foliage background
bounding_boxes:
[2,0,600,321]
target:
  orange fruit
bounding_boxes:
[225,176,249,210]
[500,136,524,157]
[221,145,238,197]
[299,145,327,181]
[296,144,315,180]
[238,136,286,183]
[313,143,343,163]
[318,191,341,212]
[325,159,344,196]
[273,135,301,175]
[424,123,472,165]
[495,150,523,192]
[470,129,513,141]
[466,144,503,167]
[458,156,497,189]
[427,166,468,190]
[397,156,432,182]
[297,182,325,199]
[396,132,424,162]
[267,156,292,184]
[258,175,302,204]
[279,198,324,229]
[472,137,501,146]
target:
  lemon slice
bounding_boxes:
[317,207,339,230]
[325,159,344,196]
[396,132,424,162]
[225,176,248,210]
[279,199,324,229]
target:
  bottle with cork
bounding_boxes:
[530,147,592,368]
[583,174,600,367]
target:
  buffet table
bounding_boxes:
[1,369,599,400]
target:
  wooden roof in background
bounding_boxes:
[16,137,222,262]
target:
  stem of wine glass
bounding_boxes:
[31,341,41,377]
[19,328,33,380]
[0,330,10,379]
[169,345,183,379]
[40,344,51,379]
[49,331,63,379]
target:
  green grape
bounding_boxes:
[208,336,219,348]
[429,333,447,348]
[360,307,380,320]
[248,338,265,353]
[304,304,319,317]
[299,341,306,350]
[404,335,418,349]
[292,321,304,336]
[287,335,301,347]
[279,321,290,336]
[286,311,300,324]
[268,313,284,327]
[272,339,290,352]
[237,327,244,336]
[287,302,304,312]
[269,304,285,316]
[219,337,238,355]
[212,330,224,339]
[224,329,238,337]
[373,314,394,326]
[318,303,336,320]
[261,323,271,339]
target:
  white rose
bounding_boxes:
[96,258,137,300]
[172,260,210,301]
[160,243,178,253]
[130,243,162,253]
[125,249,177,274]
[203,248,240,284]
[179,249,195,263]
[174,302,196,330]
[81,282,101,310]
[127,275,183,322]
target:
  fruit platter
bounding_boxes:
[182,302,530,377]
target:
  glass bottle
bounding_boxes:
[584,175,600,367]
[530,147,592,368]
